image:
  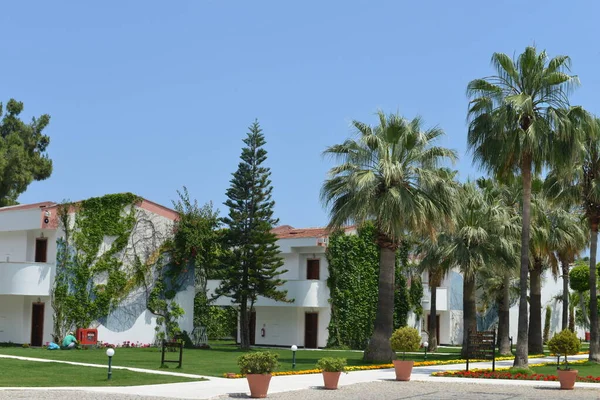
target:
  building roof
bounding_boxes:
[0,195,178,221]
[273,225,355,239]
[0,201,56,213]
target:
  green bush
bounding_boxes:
[548,329,581,370]
[390,326,421,359]
[316,357,347,372]
[238,351,279,375]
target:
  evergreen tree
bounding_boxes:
[215,120,288,349]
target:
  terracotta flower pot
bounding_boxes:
[557,369,578,390]
[246,373,272,398]
[322,371,342,389]
[393,360,414,381]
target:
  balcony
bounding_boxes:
[422,284,448,311]
[0,262,53,296]
[206,279,329,308]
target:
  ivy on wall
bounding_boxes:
[326,224,421,350]
[53,193,141,337]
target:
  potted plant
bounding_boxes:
[238,351,279,398]
[316,357,347,389]
[547,329,581,390]
[390,326,422,381]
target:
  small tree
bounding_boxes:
[216,121,289,349]
[390,326,421,360]
[548,329,581,370]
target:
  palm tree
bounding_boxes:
[321,111,458,362]
[546,114,600,361]
[545,206,587,331]
[467,47,579,367]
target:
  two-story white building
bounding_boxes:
[0,197,194,346]
[208,225,356,348]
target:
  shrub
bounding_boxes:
[21,343,30,348]
[316,357,347,372]
[238,351,279,375]
[548,329,581,370]
[390,326,421,360]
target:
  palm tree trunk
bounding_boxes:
[498,272,511,355]
[461,275,477,359]
[528,258,543,354]
[364,243,397,362]
[561,258,570,331]
[514,156,532,368]
[428,283,438,352]
[589,223,600,362]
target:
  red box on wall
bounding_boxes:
[76,328,98,345]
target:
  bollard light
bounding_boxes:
[106,348,115,380]
[423,341,429,361]
[291,345,298,369]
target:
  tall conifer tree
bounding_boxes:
[216,121,288,349]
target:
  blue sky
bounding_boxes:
[2,1,599,228]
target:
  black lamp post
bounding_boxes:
[106,348,115,380]
[423,341,429,361]
[291,345,297,369]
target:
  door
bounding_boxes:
[35,238,48,263]
[306,259,320,280]
[304,312,318,348]
[31,303,45,347]
[249,311,256,345]
[426,314,441,345]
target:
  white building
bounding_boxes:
[0,197,194,346]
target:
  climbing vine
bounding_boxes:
[326,224,422,350]
[52,193,141,335]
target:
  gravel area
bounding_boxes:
[0,391,175,400]
[217,380,600,399]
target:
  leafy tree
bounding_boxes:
[215,121,288,350]
[322,111,457,362]
[467,47,579,367]
[0,99,52,206]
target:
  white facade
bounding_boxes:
[0,198,192,346]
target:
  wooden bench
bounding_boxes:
[465,329,496,371]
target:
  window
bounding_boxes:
[307,259,320,280]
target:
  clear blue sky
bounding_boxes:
[3,1,599,228]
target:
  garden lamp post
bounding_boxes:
[423,341,428,361]
[291,345,298,369]
[106,348,115,380]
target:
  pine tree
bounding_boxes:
[216,120,288,349]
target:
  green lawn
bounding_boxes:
[0,341,460,377]
[533,361,599,376]
[0,358,205,387]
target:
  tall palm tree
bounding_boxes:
[321,111,458,362]
[467,47,579,367]
[546,114,600,361]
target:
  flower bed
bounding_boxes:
[222,353,551,378]
[432,359,591,382]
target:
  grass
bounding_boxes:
[0,341,461,377]
[533,361,600,376]
[0,358,205,387]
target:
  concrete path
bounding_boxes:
[0,353,592,399]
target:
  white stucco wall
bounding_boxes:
[253,306,331,348]
[0,209,42,232]
[0,231,27,262]
[0,295,53,345]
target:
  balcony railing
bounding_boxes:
[206,279,329,308]
[0,262,53,296]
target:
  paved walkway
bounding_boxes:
[0,354,593,399]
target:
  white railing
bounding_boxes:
[0,262,53,296]
[206,279,329,308]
